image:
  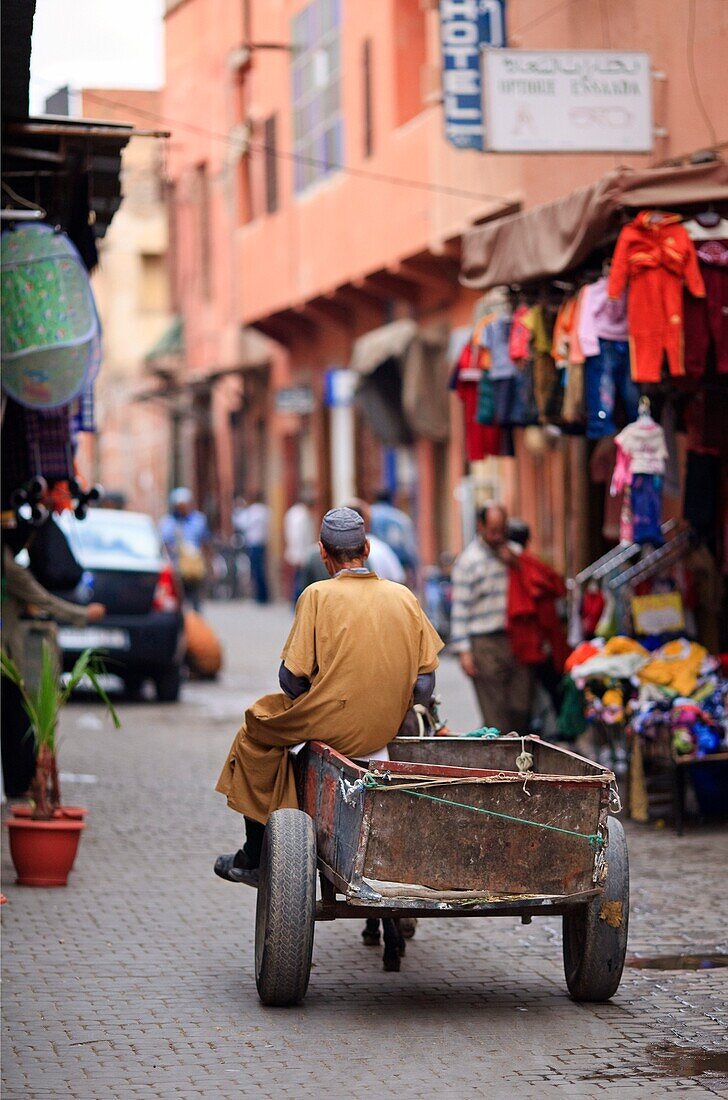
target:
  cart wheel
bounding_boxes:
[562,817,629,1002]
[255,809,316,1007]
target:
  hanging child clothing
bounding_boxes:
[509,304,531,362]
[524,304,559,422]
[611,415,668,545]
[451,322,500,460]
[607,211,706,383]
[579,276,638,438]
[555,292,586,428]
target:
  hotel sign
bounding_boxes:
[481,49,653,153]
[440,0,507,150]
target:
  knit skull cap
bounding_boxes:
[320,507,366,549]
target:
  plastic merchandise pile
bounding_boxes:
[564,636,728,761]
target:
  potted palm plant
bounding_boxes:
[1,642,120,886]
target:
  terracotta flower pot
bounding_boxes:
[6,815,86,886]
[9,804,87,821]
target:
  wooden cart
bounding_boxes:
[254,735,628,1007]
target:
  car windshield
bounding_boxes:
[62,512,162,567]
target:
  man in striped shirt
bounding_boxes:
[450,503,533,734]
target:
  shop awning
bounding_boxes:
[145,316,184,367]
[349,319,418,376]
[350,319,450,445]
[460,160,728,290]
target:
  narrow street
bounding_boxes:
[2,600,727,1099]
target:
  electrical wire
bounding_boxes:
[509,0,581,38]
[686,0,718,147]
[77,88,516,208]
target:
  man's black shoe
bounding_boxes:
[214,849,260,887]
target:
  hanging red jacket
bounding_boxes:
[608,211,705,383]
[507,551,569,672]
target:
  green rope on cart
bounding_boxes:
[363,776,604,848]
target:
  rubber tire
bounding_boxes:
[123,674,143,701]
[255,809,316,1007]
[563,816,629,1002]
[154,666,181,703]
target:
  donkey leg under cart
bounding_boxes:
[253,736,628,1007]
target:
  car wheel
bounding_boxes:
[123,674,144,701]
[155,666,181,703]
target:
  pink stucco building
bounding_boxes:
[160,0,726,576]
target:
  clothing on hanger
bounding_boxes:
[578,278,628,354]
[614,416,668,476]
[608,211,706,383]
[683,215,728,240]
[508,304,531,362]
[683,238,728,376]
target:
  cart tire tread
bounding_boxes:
[255,809,316,1007]
[563,816,629,1003]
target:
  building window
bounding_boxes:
[362,38,373,158]
[291,0,343,194]
[139,253,168,313]
[238,153,253,226]
[264,114,279,214]
[196,163,211,300]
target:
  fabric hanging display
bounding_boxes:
[589,437,623,543]
[584,339,637,439]
[611,409,668,546]
[631,473,664,544]
[475,367,495,425]
[579,277,637,439]
[508,304,531,362]
[682,237,728,377]
[523,304,559,422]
[71,384,96,436]
[607,210,706,383]
[1,224,101,409]
[23,405,73,481]
[552,294,586,429]
[478,305,531,428]
[450,335,500,460]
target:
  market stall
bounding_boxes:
[455,158,728,828]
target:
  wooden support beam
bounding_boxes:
[325,284,386,316]
[353,271,421,305]
[304,296,355,329]
[250,309,315,346]
[389,259,457,296]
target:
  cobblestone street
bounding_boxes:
[2,600,727,1099]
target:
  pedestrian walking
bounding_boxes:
[283,493,315,605]
[507,519,567,728]
[345,499,405,583]
[450,503,533,734]
[236,492,271,604]
[214,507,442,884]
[159,487,211,612]
[370,490,418,582]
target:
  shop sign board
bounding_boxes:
[275,385,315,415]
[440,0,507,150]
[324,368,356,408]
[481,49,653,153]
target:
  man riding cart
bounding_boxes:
[214,507,443,885]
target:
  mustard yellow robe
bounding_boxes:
[216,572,443,822]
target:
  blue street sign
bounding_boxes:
[440,0,507,150]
